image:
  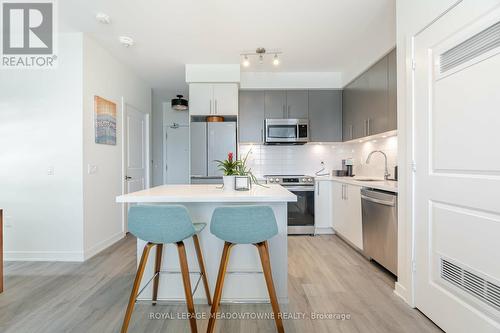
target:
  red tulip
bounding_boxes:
[228,152,233,162]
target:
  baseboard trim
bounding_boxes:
[314,227,335,235]
[84,231,125,261]
[4,250,85,262]
[394,282,413,306]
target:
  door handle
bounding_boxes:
[350,125,353,140]
[317,182,320,196]
[125,176,132,181]
[209,100,212,115]
[215,99,218,114]
[261,128,264,142]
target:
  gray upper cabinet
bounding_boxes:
[309,90,342,142]
[342,84,354,141]
[387,49,397,130]
[343,73,365,140]
[343,48,397,141]
[353,73,369,139]
[264,91,286,119]
[366,56,389,136]
[286,90,309,119]
[239,90,265,143]
[264,90,308,119]
[240,89,341,143]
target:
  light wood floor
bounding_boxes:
[0,235,441,333]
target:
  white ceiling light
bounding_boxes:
[96,12,110,24]
[240,47,282,67]
[119,36,134,47]
[273,54,280,66]
[242,55,250,67]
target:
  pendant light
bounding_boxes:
[171,95,188,111]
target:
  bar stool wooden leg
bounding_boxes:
[177,241,198,333]
[192,234,212,305]
[207,241,233,333]
[256,241,285,333]
[121,242,154,333]
[152,244,163,305]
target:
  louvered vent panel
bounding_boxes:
[440,21,500,73]
[441,258,500,311]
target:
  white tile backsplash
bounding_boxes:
[239,135,397,178]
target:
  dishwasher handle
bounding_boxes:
[361,194,395,207]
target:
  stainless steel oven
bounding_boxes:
[266,175,315,235]
[264,119,309,144]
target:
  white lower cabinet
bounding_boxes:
[331,182,363,250]
[314,181,333,234]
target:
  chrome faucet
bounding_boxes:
[366,150,390,180]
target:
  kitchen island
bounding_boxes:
[116,184,296,304]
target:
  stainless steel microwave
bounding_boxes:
[264,119,309,144]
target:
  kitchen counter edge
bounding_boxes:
[315,176,398,193]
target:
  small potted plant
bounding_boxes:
[215,152,240,191]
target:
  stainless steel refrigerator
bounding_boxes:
[190,121,237,184]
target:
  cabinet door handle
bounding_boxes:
[317,182,320,196]
[282,105,286,118]
[341,184,344,200]
[350,125,353,140]
[287,105,291,118]
[215,99,218,114]
[261,128,264,142]
[209,100,212,115]
[367,118,371,135]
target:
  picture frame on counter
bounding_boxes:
[235,176,251,191]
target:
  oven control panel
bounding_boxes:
[265,175,314,185]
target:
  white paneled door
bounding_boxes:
[123,103,149,231]
[414,1,500,332]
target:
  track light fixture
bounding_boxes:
[240,47,282,67]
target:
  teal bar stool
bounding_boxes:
[207,206,284,333]
[121,205,212,333]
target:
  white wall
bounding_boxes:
[0,33,85,261]
[396,0,458,305]
[0,33,152,261]
[82,35,152,259]
[239,135,397,179]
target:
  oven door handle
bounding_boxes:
[284,186,315,192]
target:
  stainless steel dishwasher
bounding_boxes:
[361,188,398,275]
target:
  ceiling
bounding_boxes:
[59,0,396,91]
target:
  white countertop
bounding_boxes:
[116,184,297,203]
[315,176,398,193]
